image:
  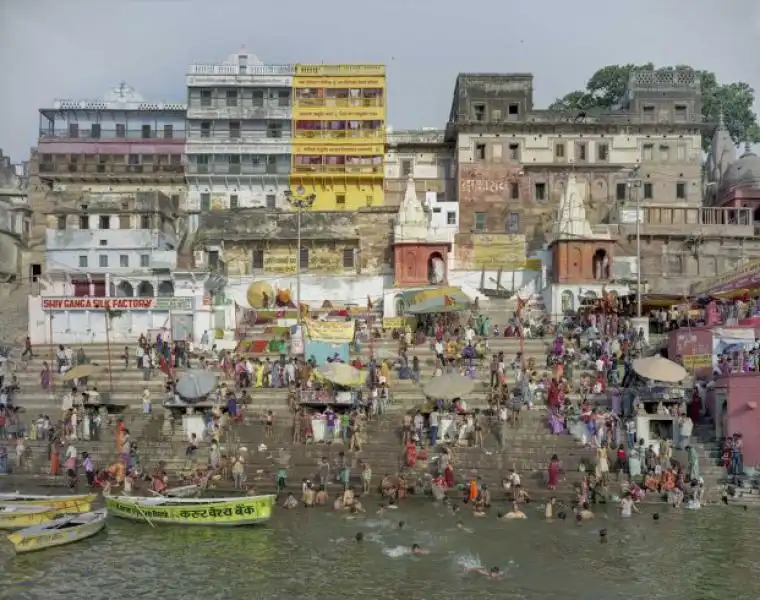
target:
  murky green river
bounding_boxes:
[0,494,758,600]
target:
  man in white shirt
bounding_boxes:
[498,405,508,449]
[434,341,445,367]
[428,408,440,446]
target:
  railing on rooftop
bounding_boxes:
[188,64,295,76]
[38,129,186,142]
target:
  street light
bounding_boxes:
[283,186,316,324]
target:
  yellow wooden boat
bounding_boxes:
[0,500,92,530]
[0,492,96,512]
[105,494,275,526]
[7,509,107,554]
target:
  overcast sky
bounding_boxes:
[1,0,758,160]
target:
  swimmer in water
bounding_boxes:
[281,493,298,509]
[355,532,364,543]
[505,502,527,519]
[468,566,501,579]
[456,520,465,529]
[577,501,595,520]
[545,497,556,520]
[398,520,405,529]
[411,544,430,556]
[345,506,363,520]
[599,528,607,544]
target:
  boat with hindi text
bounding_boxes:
[0,492,97,511]
[6,509,107,554]
[105,494,275,526]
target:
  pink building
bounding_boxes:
[707,373,760,467]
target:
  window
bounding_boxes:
[667,254,683,274]
[120,255,129,268]
[677,144,687,162]
[68,124,79,138]
[475,143,486,160]
[508,103,519,117]
[99,255,108,268]
[401,159,413,177]
[491,109,502,122]
[473,104,486,121]
[492,144,502,161]
[229,121,241,140]
[208,251,220,271]
[336,194,346,207]
[506,212,520,233]
[474,212,486,232]
[140,254,150,268]
[79,216,89,230]
[446,211,456,225]
[91,124,101,139]
[555,143,565,159]
[575,142,588,162]
[616,183,627,202]
[342,248,355,269]
[676,182,686,200]
[200,122,211,138]
[57,216,66,230]
[642,144,653,161]
[508,143,520,161]
[229,154,241,174]
[266,123,282,138]
[200,89,212,107]
[266,194,276,209]
[163,124,173,139]
[642,105,655,122]
[659,144,670,162]
[226,90,238,107]
[140,215,151,229]
[252,249,264,269]
[252,90,264,107]
[534,182,546,202]
[78,256,88,268]
[119,215,131,229]
[229,194,239,209]
[510,182,519,200]
[366,195,373,207]
[644,183,653,200]
[674,105,687,121]
[141,125,151,139]
[115,124,126,138]
[99,215,110,229]
[99,239,107,247]
[299,247,309,269]
[277,90,290,106]
[200,193,211,212]
[597,143,609,161]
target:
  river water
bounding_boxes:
[0,499,758,600]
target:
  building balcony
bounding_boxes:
[293,98,383,109]
[38,128,185,142]
[186,105,291,121]
[291,164,383,178]
[625,205,754,237]
[46,229,177,252]
[294,64,385,76]
[186,163,290,176]
[37,162,184,181]
[294,129,384,141]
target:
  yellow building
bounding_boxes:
[291,64,386,210]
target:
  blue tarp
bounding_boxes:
[304,339,349,366]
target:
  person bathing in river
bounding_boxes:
[467,567,501,579]
[411,544,430,556]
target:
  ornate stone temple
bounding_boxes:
[543,175,629,318]
[392,176,450,287]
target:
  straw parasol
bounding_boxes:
[316,363,367,388]
[60,364,103,382]
[632,356,688,383]
[423,373,475,400]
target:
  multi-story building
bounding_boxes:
[291,64,386,210]
[29,83,186,277]
[445,69,731,293]
[185,50,294,232]
[0,150,31,282]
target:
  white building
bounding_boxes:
[185,49,294,233]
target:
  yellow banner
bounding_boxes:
[524,258,542,271]
[292,143,384,156]
[472,234,527,269]
[382,317,414,329]
[263,254,297,274]
[294,64,384,77]
[293,107,385,120]
[293,77,385,88]
[305,319,356,342]
[682,354,711,369]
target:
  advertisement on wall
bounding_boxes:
[41,297,194,312]
[458,164,531,203]
[712,328,756,370]
[471,234,527,269]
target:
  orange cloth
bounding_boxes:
[469,480,478,502]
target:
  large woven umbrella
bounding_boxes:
[316,363,367,388]
[60,364,103,382]
[423,373,475,400]
[632,356,687,383]
[176,370,219,400]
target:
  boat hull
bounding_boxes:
[0,502,91,530]
[7,509,107,553]
[0,493,97,511]
[105,495,275,526]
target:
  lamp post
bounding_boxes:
[283,186,316,325]
[626,167,643,318]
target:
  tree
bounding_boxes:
[550,64,760,151]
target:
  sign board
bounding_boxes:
[41,297,194,312]
[471,234,527,269]
[305,319,356,342]
[619,208,643,224]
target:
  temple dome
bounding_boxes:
[720,150,760,191]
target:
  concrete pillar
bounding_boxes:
[631,316,649,344]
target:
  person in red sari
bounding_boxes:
[547,378,560,409]
[444,463,455,489]
[688,387,701,423]
[547,454,561,490]
[404,440,417,468]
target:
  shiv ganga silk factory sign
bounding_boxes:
[41,297,194,311]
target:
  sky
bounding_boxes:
[1,0,759,161]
